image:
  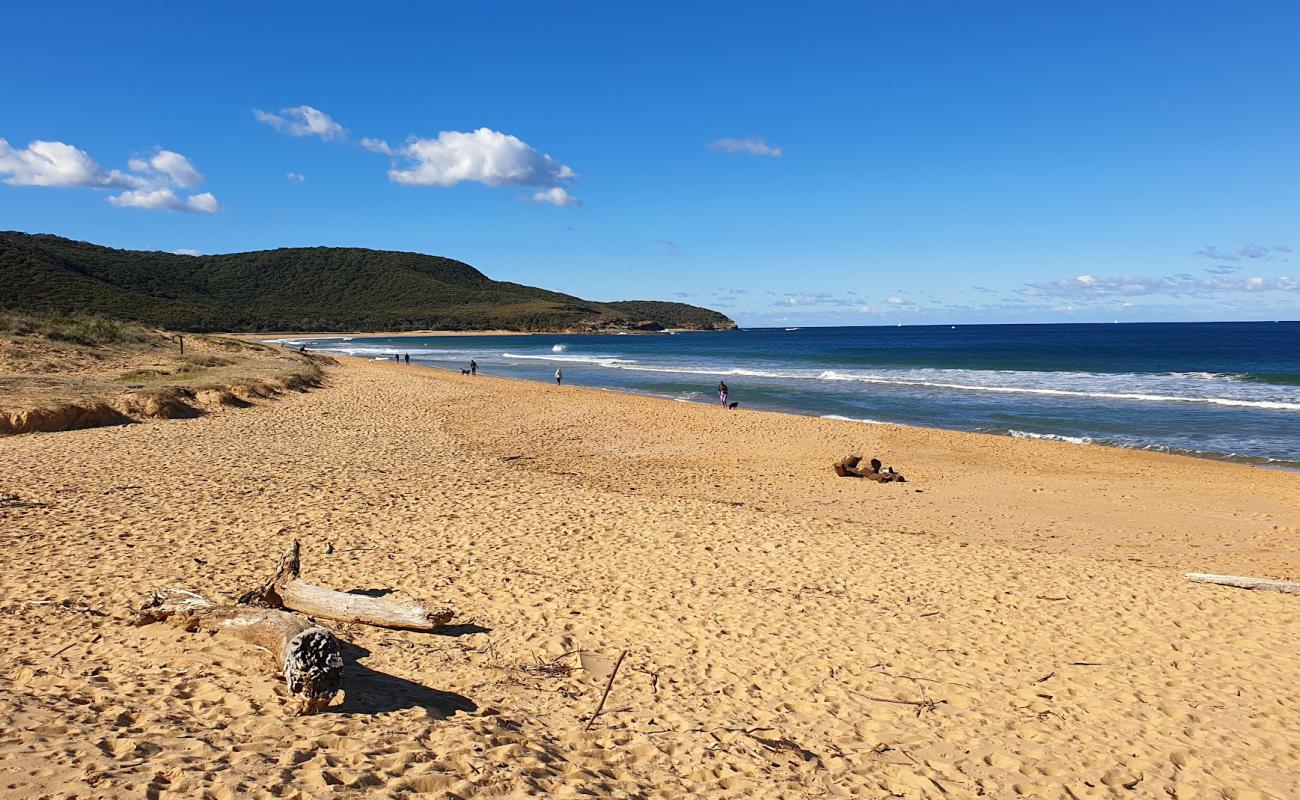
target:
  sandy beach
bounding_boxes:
[2,356,1298,799]
[228,330,538,341]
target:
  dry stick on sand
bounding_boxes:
[133,588,342,715]
[1185,572,1300,595]
[50,633,101,659]
[585,650,628,731]
[239,540,454,630]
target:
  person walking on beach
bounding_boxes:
[470,359,478,376]
[719,380,729,408]
[555,368,563,385]
[404,353,410,364]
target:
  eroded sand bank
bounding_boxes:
[1,358,1297,799]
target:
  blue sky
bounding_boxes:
[2,1,1297,326]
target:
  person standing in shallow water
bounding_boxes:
[404,353,410,364]
[555,368,563,385]
[470,359,478,376]
[719,381,729,408]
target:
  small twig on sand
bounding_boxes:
[522,650,577,678]
[2,600,106,617]
[50,641,79,659]
[51,633,101,659]
[870,667,977,691]
[852,692,947,716]
[0,492,49,508]
[585,650,627,731]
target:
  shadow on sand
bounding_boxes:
[434,622,492,637]
[344,587,395,598]
[330,641,477,717]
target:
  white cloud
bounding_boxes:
[108,188,220,213]
[772,292,858,307]
[286,172,306,182]
[0,138,134,187]
[1023,270,1299,299]
[0,137,218,213]
[360,137,396,155]
[144,150,203,188]
[708,137,783,157]
[1196,243,1291,261]
[886,296,908,305]
[1203,264,1241,276]
[389,129,574,187]
[370,127,580,205]
[185,192,220,213]
[108,189,180,209]
[173,248,202,256]
[528,187,580,207]
[253,105,346,140]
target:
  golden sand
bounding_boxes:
[1,357,1297,798]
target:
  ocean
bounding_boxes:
[285,322,1300,467]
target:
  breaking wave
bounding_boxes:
[499,353,1300,411]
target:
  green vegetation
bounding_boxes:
[602,300,735,330]
[0,310,152,346]
[0,232,736,333]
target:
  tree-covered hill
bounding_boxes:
[0,232,736,333]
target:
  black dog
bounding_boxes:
[728,401,739,410]
[460,369,471,375]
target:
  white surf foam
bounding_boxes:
[501,352,637,368]
[1006,429,1094,445]
[820,414,889,425]
[813,370,1300,411]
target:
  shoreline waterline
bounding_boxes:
[288,321,1300,469]
[325,351,1300,472]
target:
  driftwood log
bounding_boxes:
[239,540,454,631]
[834,455,906,482]
[1185,573,1300,595]
[133,588,342,714]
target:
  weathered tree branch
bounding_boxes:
[1185,573,1300,595]
[133,588,343,714]
[239,540,454,631]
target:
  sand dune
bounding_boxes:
[0,318,327,435]
[1,358,1297,798]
